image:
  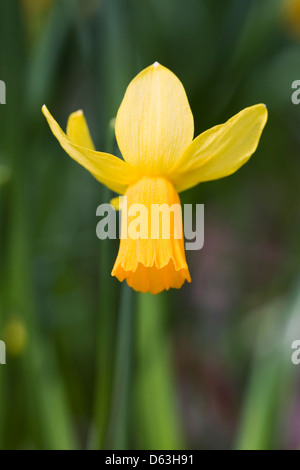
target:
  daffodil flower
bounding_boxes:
[42,62,267,294]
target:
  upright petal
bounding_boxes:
[169,104,268,193]
[42,106,137,194]
[115,62,194,175]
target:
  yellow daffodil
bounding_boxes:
[3,318,27,357]
[42,62,267,294]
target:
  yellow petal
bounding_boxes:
[66,110,95,150]
[169,104,268,193]
[42,105,137,195]
[115,62,194,175]
[112,176,191,294]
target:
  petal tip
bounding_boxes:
[153,61,160,68]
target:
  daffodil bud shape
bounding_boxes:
[42,62,267,294]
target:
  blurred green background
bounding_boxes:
[1,0,300,450]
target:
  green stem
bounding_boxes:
[89,0,137,450]
[135,293,184,450]
[235,288,300,450]
[91,119,134,451]
[89,119,118,450]
[106,284,134,450]
[0,0,76,450]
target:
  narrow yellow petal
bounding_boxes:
[67,110,95,150]
[42,105,137,195]
[112,176,191,294]
[115,62,194,175]
[169,104,268,193]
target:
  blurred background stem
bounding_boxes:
[106,284,134,450]
[89,0,137,450]
[0,0,76,450]
[135,293,184,450]
[1,0,300,451]
[89,119,117,450]
[236,285,300,450]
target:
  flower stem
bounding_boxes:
[106,284,134,450]
[88,119,118,450]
